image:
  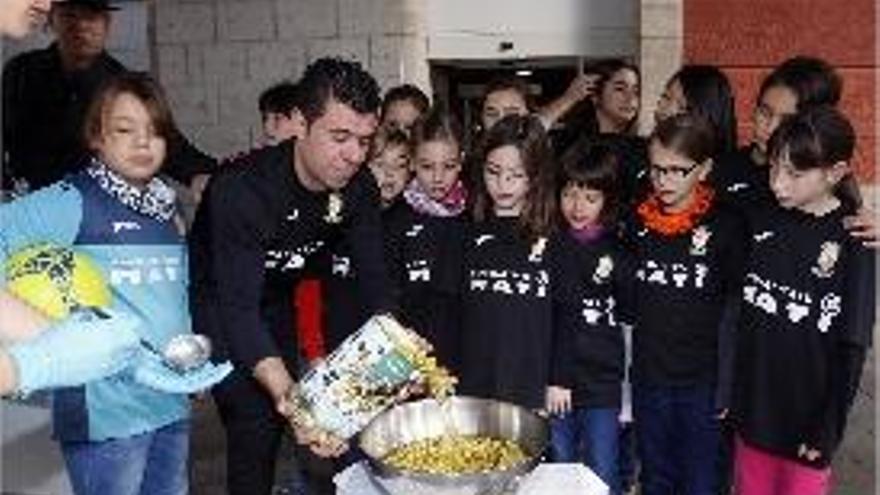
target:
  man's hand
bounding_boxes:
[301,427,349,458]
[253,356,295,404]
[276,391,349,458]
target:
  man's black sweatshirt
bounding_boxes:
[189,140,392,374]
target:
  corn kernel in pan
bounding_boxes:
[383,436,527,475]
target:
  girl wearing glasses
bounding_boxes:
[624,113,745,495]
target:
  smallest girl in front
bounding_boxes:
[732,105,874,495]
[546,139,633,495]
[383,109,467,371]
[459,114,556,411]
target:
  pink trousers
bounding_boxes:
[734,436,832,495]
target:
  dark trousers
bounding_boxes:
[634,383,721,495]
[212,370,288,495]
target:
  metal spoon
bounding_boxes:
[141,334,212,373]
[77,307,212,373]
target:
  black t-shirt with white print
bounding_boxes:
[459,216,554,410]
[732,202,875,467]
[622,203,745,402]
[550,231,635,409]
[384,202,467,373]
[189,140,392,373]
[311,230,367,355]
[317,198,408,353]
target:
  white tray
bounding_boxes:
[334,462,609,495]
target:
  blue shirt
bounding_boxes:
[0,171,190,442]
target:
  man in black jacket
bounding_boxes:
[189,57,393,495]
[2,0,214,191]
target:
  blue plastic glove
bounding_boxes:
[8,309,140,395]
[131,348,233,394]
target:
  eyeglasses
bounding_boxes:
[649,163,700,180]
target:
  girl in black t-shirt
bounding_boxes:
[458,114,557,411]
[625,113,745,495]
[732,106,874,495]
[546,140,633,495]
[384,109,467,372]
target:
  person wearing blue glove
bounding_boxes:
[0,72,210,495]
[0,307,233,397]
[132,347,233,395]
[0,309,138,396]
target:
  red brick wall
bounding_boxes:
[683,0,876,182]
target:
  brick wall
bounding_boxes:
[683,0,877,183]
[151,0,430,159]
[638,0,683,135]
[683,5,876,493]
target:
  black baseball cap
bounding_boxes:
[53,0,120,11]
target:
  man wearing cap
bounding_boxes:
[2,0,214,192]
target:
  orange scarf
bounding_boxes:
[637,184,715,236]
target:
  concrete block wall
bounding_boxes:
[683,0,876,184]
[151,0,430,159]
[637,0,683,135]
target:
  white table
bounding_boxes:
[335,462,609,495]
